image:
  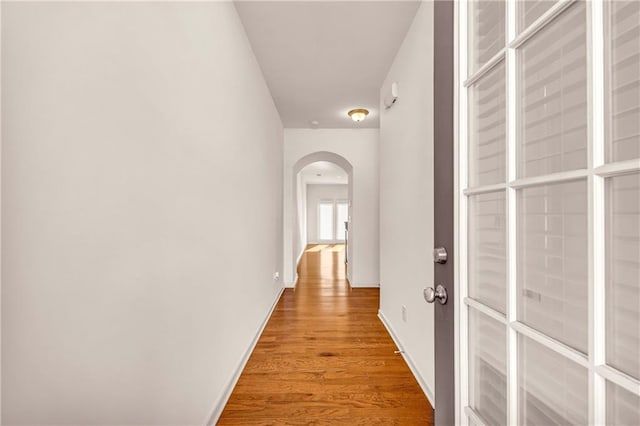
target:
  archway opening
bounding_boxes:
[291,152,354,286]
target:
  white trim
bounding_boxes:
[464,51,505,88]
[206,287,285,425]
[378,310,435,407]
[456,0,469,423]
[588,3,606,424]
[588,171,606,425]
[589,0,605,172]
[506,0,518,422]
[463,183,507,196]
[590,172,607,424]
[464,406,489,426]
[347,282,379,288]
[0,1,3,421]
[510,321,589,368]
[510,169,589,189]
[594,159,640,178]
[509,0,577,49]
[464,297,506,325]
[595,365,640,397]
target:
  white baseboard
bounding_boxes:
[206,287,285,425]
[349,282,380,288]
[378,310,436,407]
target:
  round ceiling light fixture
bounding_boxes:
[347,108,369,122]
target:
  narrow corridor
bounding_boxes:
[218,244,434,425]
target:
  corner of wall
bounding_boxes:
[378,310,435,407]
[377,0,436,411]
[206,287,285,425]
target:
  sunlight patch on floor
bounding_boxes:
[305,244,328,252]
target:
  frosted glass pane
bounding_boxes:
[607,382,640,426]
[469,63,506,187]
[518,335,588,425]
[518,3,588,178]
[517,180,588,352]
[606,173,640,380]
[468,0,505,74]
[605,1,640,162]
[518,0,556,33]
[469,191,507,313]
[335,202,348,241]
[469,309,507,426]
[318,203,333,240]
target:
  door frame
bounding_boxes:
[453,0,462,423]
[433,1,456,425]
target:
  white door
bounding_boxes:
[456,1,640,424]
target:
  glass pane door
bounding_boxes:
[458,1,640,424]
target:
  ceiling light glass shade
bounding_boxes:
[348,108,369,122]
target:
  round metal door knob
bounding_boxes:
[423,284,448,305]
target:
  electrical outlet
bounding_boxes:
[402,305,407,322]
[273,272,280,281]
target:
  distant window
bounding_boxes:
[318,202,334,241]
[335,201,349,241]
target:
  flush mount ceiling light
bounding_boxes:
[347,108,369,122]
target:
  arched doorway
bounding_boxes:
[289,152,354,286]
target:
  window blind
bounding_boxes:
[469,63,507,187]
[519,335,588,425]
[606,1,640,162]
[469,191,507,313]
[518,0,557,33]
[469,0,505,74]
[607,381,640,425]
[469,309,508,426]
[606,172,640,380]
[517,180,589,353]
[518,2,588,178]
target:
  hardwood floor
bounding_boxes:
[218,244,434,425]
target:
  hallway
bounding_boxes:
[218,244,434,425]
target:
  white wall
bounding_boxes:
[294,173,308,265]
[2,3,283,424]
[306,184,348,243]
[284,129,379,287]
[378,1,436,404]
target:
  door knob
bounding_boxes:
[424,284,448,305]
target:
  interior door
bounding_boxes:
[458,1,640,425]
[431,1,456,425]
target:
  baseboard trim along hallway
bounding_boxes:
[206,287,286,425]
[217,244,433,424]
[377,310,435,407]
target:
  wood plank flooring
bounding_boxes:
[218,244,434,425]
